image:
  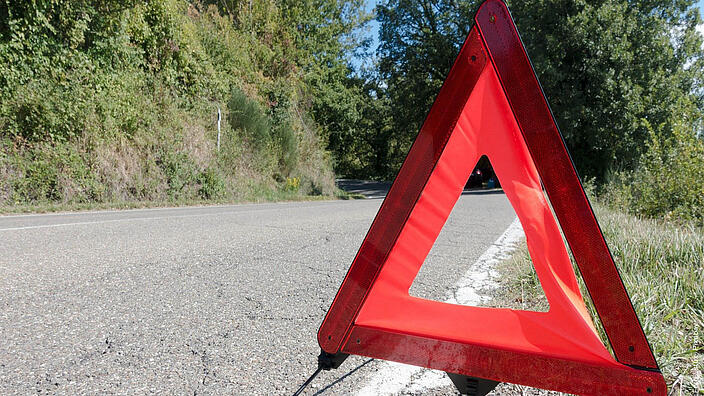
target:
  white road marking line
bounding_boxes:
[0,198,357,219]
[356,217,525,395]
[0,205,338,232]
[0,204,239,219]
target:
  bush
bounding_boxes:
[159,149,200,200]
[273,122,298,174]
[8,143,99,204]
[228,87,271,147]
[605,125,704,226]
[283,176,300,193]
[198,167,225,199]
[265,81,299,175]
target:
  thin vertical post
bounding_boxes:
[217,106,222,152]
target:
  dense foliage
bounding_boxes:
[331,0,703,224]
[605,123,704,225]
[346,0,703,182]
[0,0,369,205]
[1,0,702,225]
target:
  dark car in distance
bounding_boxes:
[466,169,484,188]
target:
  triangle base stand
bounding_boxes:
[317,350,348,371]
[447,372,500,396]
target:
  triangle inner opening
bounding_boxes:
[353,62,610,364]
[408,155,549,312]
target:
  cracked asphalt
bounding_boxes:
[0,188,515,395]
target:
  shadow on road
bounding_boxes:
[336,179,391,199]
[337,179,504,199]
[461,188,505,196]
[312,358,375,395]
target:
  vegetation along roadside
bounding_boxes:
[1,0,702,221]
[492,203,704,394]
[0,0,370,212]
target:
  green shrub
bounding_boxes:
[0,1,339,208]
[265,81,299,174]
[273,122,298,174]
[159,150,199,200]
[283,176,300,193]
[3,78,86,143]
[198,167,225,199]
[11,150,61,202]
[228,87,271,147]
[8,143,99,204]
[605,125,704,226]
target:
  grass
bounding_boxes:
[494,203,704,394]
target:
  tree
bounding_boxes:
[509,0,703,180]
[373,0,704,181]
[195,0,375,176]
[277,0,375,175]
[375,0,479,177]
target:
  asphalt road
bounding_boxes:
[0,188,517,395]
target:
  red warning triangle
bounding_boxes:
[317,1,665,395]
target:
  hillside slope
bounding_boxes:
[0,0,366,207]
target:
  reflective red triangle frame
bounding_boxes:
[317,1,665,394]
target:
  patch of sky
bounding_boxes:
[698,0,704,38]
[350,0,381,74]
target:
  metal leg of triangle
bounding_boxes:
[446,372,500,396]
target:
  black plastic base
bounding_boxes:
[446,372,500,396]
[318,350,348,370]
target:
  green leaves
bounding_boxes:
[0,0,367,204]
[373,0,480,177]
[228,87,272,147]
[607,122,704,226]
[366,0,703,183]
[509,0,703,181]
